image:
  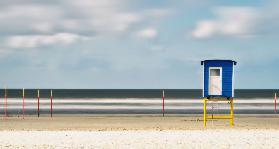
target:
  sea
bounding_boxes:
[0,89,278,98]
[0,89,278,115]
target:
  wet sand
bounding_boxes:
[1,115,279,131]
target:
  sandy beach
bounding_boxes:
[0,115,279,148]
[0,130,278,148]
[0,115,279,131]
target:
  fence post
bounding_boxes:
[162,90,165,117]
[4,87,7,119]
[37,89,40,117]
[204,99,207,127]
[22,88,25,119]
[275,93,277,114]
[51,90,53,117]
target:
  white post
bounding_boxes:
[275,93,277,114]
[22,88,25,119]
[162,90,165,117]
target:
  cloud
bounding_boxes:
[0,4,62,34]
[144,8,174,18]
[0,0,175,57]
[6,33,87,48]
[192,21,216,38]
[192,7,259,38]
[0,0,175,38]
[136,28,157,39]
[68,0,142,33]
[90,13,141,33]
[0,1,143,37]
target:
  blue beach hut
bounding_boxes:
[201,60,237,99]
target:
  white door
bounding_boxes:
[209,68,222,95]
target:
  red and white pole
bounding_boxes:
[50,90,53,117]
[275,93,277,114]
[4,87,7,119]
[22,88,25,119]
[37,89,40,117]
[162,90,165,117]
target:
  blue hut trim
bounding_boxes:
[201,60,236,99]
[201,60,237,65]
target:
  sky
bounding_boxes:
[0,0,278,89]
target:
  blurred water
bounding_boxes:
[0,89,277,115]
[0,89,277,99]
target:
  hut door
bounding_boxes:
[209,68,222,95]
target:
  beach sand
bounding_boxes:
[0,115,279,148]
[1,115,279,131]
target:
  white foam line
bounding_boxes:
[2,105,276,110]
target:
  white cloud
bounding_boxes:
[192,7,259,38]
[64,0,142,34]
[192,21,216,38]
[0,4,60,20]
[32,23,54,33]
[0,1,143,36]
[89,13,141,33]
[0,0,176,43]
[0,4,61,34]
[136,28,157,39]
[6,33,87,48]
[144,8,174,18]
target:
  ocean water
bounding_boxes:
[0,89,278,115]
[0,89,277,99]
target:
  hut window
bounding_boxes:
[210,69,220,76]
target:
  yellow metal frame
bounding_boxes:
[203,98,234,127]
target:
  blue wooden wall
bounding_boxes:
[203,60,235,98]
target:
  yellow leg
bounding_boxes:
[204,99,207,127]
[230,99,234,126]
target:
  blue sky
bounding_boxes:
[0,0,278,89]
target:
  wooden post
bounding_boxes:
[50,90,53,117]
[204,99,234,127]
[37,89,40,117]
[275,93,277,114]
[22,88,25,119]
[4,87,7,119]
[162,90,165,117]
[230,99,234,126]
[204,99,207,127]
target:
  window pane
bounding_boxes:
[210,69,220,76]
